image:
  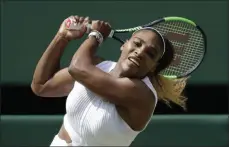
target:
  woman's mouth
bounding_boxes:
[128,57,140,67]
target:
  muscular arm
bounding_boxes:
[68,37,155,107]
[31,33,74,97]
[31,33,104,97]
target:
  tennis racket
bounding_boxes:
[67,16,207,79]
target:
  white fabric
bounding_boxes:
[50,135,72,146]
[62,60,158,146]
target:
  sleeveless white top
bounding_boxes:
[64,61,158,146]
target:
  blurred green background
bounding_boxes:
[1,0,228,85]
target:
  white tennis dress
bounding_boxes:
[50,60,158,146]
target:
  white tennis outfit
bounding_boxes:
[50,61,158,146]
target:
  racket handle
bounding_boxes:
[86,23,114,38]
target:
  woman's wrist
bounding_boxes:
[88,30,104,45]
[87,35,100,47]
[57,32,70,42]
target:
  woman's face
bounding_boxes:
[118,29,164,78]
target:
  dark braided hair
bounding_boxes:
[154,38,174,74]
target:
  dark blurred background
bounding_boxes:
[1,0,228,115]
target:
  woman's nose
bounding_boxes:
[134,50,143,60]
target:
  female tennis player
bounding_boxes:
[31,15,188,146]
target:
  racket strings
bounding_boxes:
[172,22,199,70]
[180,25,204,71]
[154,21,205,76]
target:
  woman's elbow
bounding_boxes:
[68,63,77,77]
[68,63,87,80]
[31,82,44,97]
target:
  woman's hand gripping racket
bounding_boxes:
[67,16,207,79]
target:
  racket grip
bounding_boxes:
[86,23,114,38]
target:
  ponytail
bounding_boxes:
[152,75,189,110]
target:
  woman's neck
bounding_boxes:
[109,63,125,78]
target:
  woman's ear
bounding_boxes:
[150,62,159,73]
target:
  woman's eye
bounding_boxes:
[134,41,141,47]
